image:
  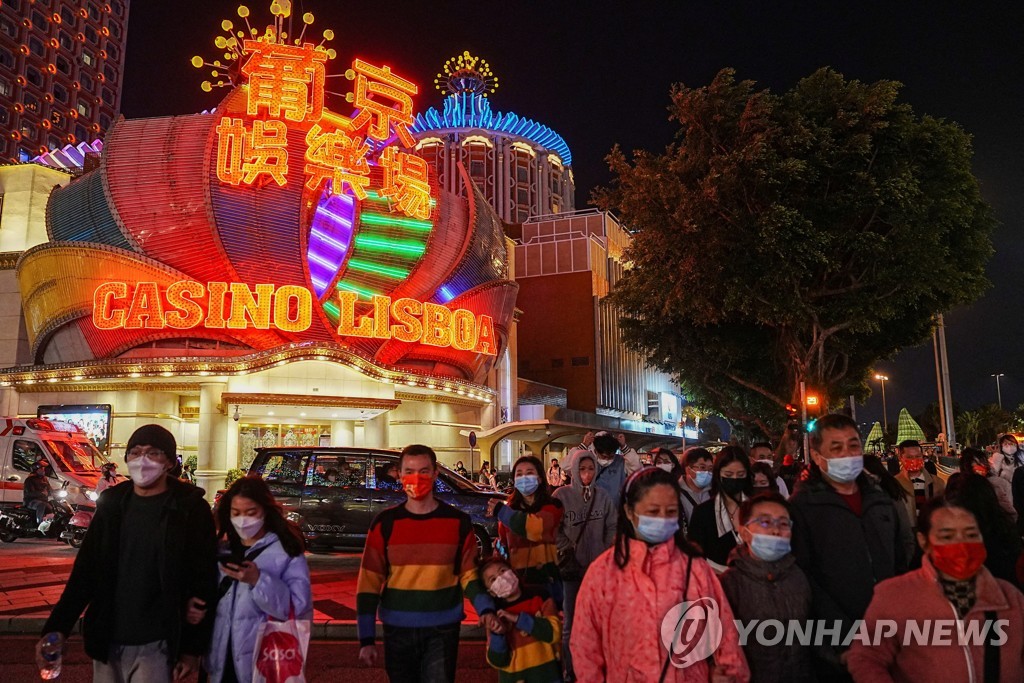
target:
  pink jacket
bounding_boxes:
[847,556,1024,683]
[572,538,750,683]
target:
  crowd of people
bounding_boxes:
[34,419,1024,682]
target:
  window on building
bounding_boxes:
[56,55,72,75]
[551,358,565,368]
[112,1,127,18]
[469,160,485,177]
[24,92,41,113]
[52,82,68,103]
[108,21,123,40]
[0,47,14,69]
[50,110,63,125]
[88,5,103,21]
[18,148,33,163]
[103,64,117,83]
[516,187,529,206]
[106,41,120,61]
[0,108,9,126]
[60,7,77,27]
[20,123,36,141]
[516,165,529,183]
[28,36,46,57]
[59,31,74,51]
[48,135,62,150]
[99,113,111,130]
[84,25,98,44]
[6,0,22,15]
[571,356,591,367]
[32,10,49,30]
[80,72,94,91]
[0,15,18,39]
[74,123,88,142]
[26,65,44,87]
[76,100,91,118]
[100,87,114,105]
[81,50,95,67]
[0,78,11,98]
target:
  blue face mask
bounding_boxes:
[635,515,680,544]
[824,455,863,483]
[748,533,791,562]
[514,474,540,495]
[694,471,712,489]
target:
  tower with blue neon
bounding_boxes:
[409,51,575,224]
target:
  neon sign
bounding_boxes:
[91,282,496,356]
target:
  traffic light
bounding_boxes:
[785,404,801,436]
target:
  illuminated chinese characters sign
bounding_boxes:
[215,38,431,219]
[91,282,497,356]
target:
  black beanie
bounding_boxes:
[126,424,176,458]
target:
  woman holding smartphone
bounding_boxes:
[187,476,312,683]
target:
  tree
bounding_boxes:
[956,410,982,447]
[976,402,1011,445]
[596,68,994,436]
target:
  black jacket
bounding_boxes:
[720,546,815,683]
[686,495,738,568]
[790,474,908,633]
[43,478,218,664]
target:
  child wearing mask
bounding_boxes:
[572,467,749,682]
[488,456,565,604]
[481,556,563,683]
[720,493,813,683]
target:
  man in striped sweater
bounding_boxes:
[356,444,501,682]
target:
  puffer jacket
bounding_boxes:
[572,538,750,682]
[205,531,312,683]
[847,556,1024,683]
[553,452,617,569]
[719,545,815,683]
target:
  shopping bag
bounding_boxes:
[251,616,311,683]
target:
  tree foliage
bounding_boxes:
[595,68,994,435]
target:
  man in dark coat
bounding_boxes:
[38,425,218,682]
[790,413,908,682]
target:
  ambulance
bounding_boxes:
[0,418,111,508]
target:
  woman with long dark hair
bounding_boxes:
[487,455,565,603]
[189,476,312,683]
[863,454,917,563]
[687,446,753,572]
[944,472,1023,587]
[572,467,749,682]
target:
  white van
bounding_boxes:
[0,418,111,508]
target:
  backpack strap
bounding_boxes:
[984,610,1000,683]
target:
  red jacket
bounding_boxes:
[847,556,1024,683]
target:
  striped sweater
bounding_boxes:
[496,499,564,600]
[356,501,493,646]
[486,587,563,683]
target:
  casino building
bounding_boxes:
[0,9,520,495]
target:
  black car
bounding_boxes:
[247,447,503,554]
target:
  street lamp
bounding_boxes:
[992,373,1005,409]
[874,374,890,432]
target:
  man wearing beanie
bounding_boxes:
[39,424,218,682]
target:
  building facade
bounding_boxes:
[410,52,575,224]
[0,0,129,164]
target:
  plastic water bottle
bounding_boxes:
[39,632,62,680]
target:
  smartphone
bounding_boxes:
[217,550,241,567]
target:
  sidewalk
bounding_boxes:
[0,539,484,639]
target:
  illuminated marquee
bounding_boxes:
[91,282,496,356]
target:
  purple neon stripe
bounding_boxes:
[307,187,356,298]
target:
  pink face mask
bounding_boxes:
[489,569,519,599]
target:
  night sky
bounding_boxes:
[119,1,1024,427]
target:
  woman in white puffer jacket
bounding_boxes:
[188,476,312,683]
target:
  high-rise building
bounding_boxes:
[0,0,130,164]
[410,51,575,224]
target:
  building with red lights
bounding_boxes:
[0,0,130,164]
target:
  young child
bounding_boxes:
[480,556,563,683]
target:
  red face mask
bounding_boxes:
[401,473,434,500]
[931,541,987,580]
[903,457,924,474]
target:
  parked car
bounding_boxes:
[247,447,504,554]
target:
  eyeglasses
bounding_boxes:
[688,464,712,472]
[126,447,165,461]
[746,515,792,532]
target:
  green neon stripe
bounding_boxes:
[359,212,433,232]
[346,259,409,279]
[335,282,379,299]
[323,301,340,318]
[365,191,437,207]
[354,236,426,256]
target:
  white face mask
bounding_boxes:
[489,569,519,599]
[127,455,167,488]
[231,514,265,540]
[656,463,674,473]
